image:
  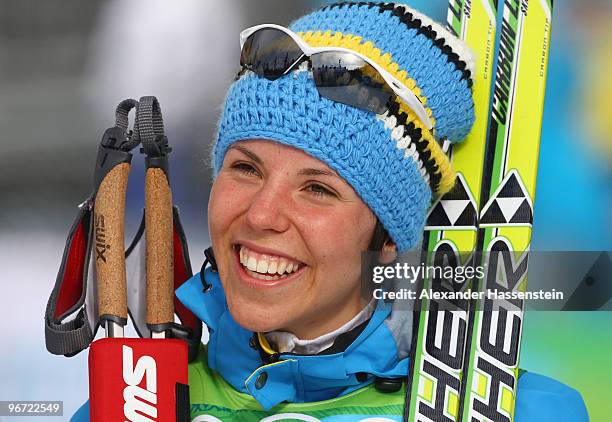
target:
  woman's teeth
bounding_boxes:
[238,245,301,281]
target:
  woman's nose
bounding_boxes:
[245,183,291,233]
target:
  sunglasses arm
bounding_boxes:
[385,75,434,130]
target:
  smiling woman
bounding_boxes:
[169,2,588,421]
[67,2,589,421]
[209,140,379,340]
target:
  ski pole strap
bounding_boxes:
[134,96,168,159]
[45,306,93,356]
[114,98,139,132]
[101,98,140,153]
[45,200,95,356]
[93,100,141,191]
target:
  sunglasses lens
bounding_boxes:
[241,28,304,81]
[311,52,393,114]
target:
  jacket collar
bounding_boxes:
[176,267,410,410]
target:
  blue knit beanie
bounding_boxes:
[213,2,475,253]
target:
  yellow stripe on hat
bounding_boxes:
[300,30,455,195]
[392,97,456,195]
[298,30,436,128]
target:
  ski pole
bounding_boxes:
[88,97,189,422]
[137,96,175,339]
[93,99,140,338]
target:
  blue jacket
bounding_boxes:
[72,268,589,421]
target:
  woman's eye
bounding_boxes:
[307,183,335,198]
[231,162,259,176]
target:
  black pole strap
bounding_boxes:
[45,305,93,356]
[134,96,166,156]
[44,200,95,356]
[93,100,140,192]
[114,98,139,132]
[134,96,171,173]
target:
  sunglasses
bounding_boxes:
[239,24,433,130]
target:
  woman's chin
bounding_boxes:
[229,306,286,333]
[227,300,291,333]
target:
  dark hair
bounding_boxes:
[368,219,390,252]
[361,219,393,301]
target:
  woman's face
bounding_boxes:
[208,139,377,339]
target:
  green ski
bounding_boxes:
[459,0,553,421]
[405,0,499,420]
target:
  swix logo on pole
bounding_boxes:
[94,213,110,262]
[123,345,158,422]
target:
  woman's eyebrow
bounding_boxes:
[228,145,263,165]
[229,145,340,180]
[297,168,339,178]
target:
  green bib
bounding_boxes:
[188,346,405,422]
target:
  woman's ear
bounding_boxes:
[378,240,397,264]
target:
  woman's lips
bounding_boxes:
[236,240,305,265]
[233,244,306,288]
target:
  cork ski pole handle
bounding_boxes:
[94,162,130,337]
[145,166,175,335]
